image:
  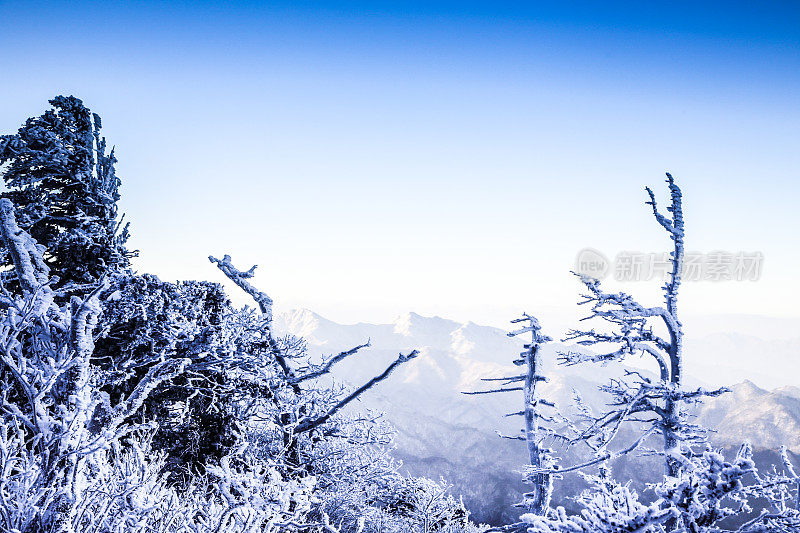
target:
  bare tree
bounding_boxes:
[209,254,418,474]
[555,174,727,480]
[464,312,557,519]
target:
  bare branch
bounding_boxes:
[533,425,658,476]
[295,350,419,433]
[209,254,273,321]
[291,341,371,384]
[462,387,524,395]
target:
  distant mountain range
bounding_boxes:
[274,309,800,525]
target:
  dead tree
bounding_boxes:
[463,312,557,518]
[555,174,727,481]
[209,254,418,474]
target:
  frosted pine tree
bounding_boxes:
[0,96,131,301]
[0,198,188,531]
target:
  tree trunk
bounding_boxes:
[525,344,552,515]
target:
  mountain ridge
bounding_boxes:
[273,308,800,524]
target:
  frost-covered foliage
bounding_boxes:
[513,469,675,533]
[491,446,800,533]
[0,422,324,532]
[0,97,474,533]
[380,477,471,532]
[89,274,236,477]
[0,96,131,300]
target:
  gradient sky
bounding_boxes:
[1,1,798,331]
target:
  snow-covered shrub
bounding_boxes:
[503,445,800,533]
[378,476,471,532]
[506,469,674,533]
[653,445,755,530]
[0,421,326,533]
[93,274,242,479]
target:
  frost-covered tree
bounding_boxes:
[0,198,187,531]
[510,174,800,533]
[0,96,247,483]
[92,275,242,479]
[465,313,558,520]
[0,97,459,533]
[557,174,727,480]
[208,254,419,477]
[0,96,131,301]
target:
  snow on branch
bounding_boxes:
[0,198,52,311]
[109,357,190,429]
[462,386,524,395]
[645,172,684,239]
[209,253,302,387]
[291,341,371,384]
[294,350,419,434]
[209,254,273,321]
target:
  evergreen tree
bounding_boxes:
[0,95,131,300]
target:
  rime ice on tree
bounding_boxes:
[464,313,559,522]
[557,174,727,481]
[0,96,132,301]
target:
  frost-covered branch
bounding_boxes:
[531,425,658,476]
[108,357,191,429]
[209,254,273,321]
[0,198,52,311]
[295,350,419,434]
[291,341,371,384]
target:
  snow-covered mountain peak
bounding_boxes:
[280,308,323,332]
[731,380,768,400]
[273,308,336,346]
[392,311,460,339]
[775,386,800,399]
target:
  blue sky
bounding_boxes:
[1,1,798,329]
